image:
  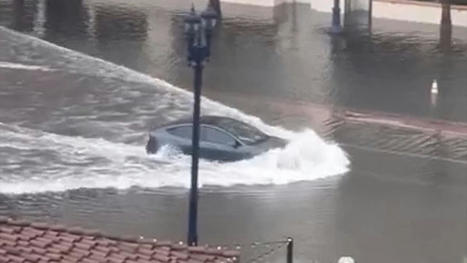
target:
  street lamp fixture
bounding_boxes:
[184,4,218,247]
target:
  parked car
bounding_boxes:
[146,116,287,161]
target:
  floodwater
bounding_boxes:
[0,0,466,262]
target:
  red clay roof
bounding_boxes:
[0,217,240,263]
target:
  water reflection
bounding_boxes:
[439,0,452,52]
[2,0,467,123]
[93,5,149,68]
[11,0,35,31]
[0,0,36,31]
[44,0,89,38]
[94,5,147,41]
[328,12,467,122]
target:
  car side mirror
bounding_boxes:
[233,140,241,148]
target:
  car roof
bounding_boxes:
[157,115,272,145]
[165,115,241,127]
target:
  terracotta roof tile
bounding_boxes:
[31,247,47,255]
[121,251,139,260]
[190,253,215,262]
[45,230,59,237]
[154,248,171,256]
[62,254,81,261]
[8,254,26,262]
[1,227,17,234]
[17,245,33,253]
[171,250,189,260]
[138,247,154,256]
[0,219,240,263]
[184,259,206,263]
[153,253,171,262]
[24,254,41,262]
[30,222,49,230]
[81,258,99,263]
[171,243,188,251]
[154,241,172,247]
[49,225,67,232]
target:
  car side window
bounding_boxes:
[201,126,237,146]
[168,125,192,138]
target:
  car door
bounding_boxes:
[199,126,243,161]
[166,125,194,154]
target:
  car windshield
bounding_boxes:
[216,119,268,145]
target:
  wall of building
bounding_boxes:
[310,0,345,13]
[309,0,467,27]
[218,0,309,7]
[309,0,370,13]
[373,0,467,27]
[350,0,371,12]
[373,0,441,24]
[204,0,467,27]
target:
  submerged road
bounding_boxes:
[0,1,467,262]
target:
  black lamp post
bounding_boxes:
[184,4,218,246]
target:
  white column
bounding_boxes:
[311,0,345,14]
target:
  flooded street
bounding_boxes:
[0,0,466,262]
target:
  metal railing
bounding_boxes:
[216,237,294,263]
[216,237,357,263]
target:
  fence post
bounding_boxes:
[286,237,293,263]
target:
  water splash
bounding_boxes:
[0,124,348,194]
[0,61,53,71]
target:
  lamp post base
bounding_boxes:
[331,25,342,34]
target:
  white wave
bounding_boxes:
[0,61,53,71]
[195,129,350,186]
[0,124,349,194]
